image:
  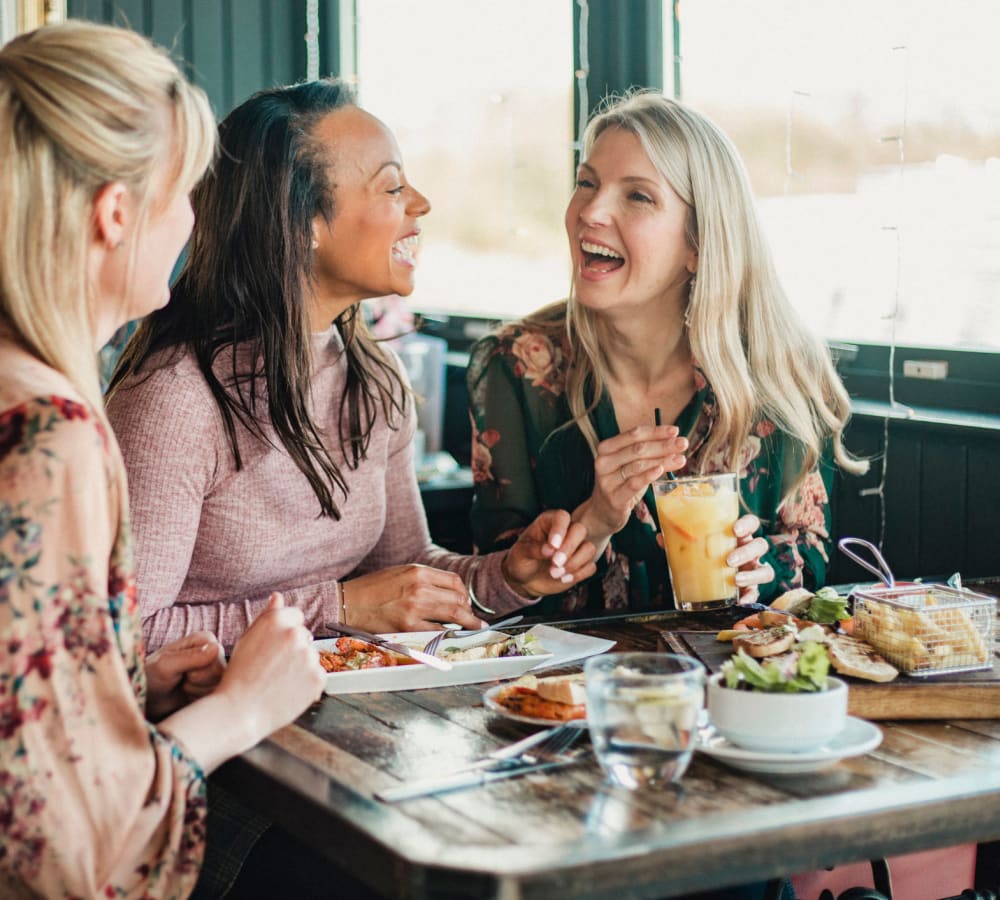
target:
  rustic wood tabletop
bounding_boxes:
[214,607,1000,899]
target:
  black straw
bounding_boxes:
[654,407,678,480]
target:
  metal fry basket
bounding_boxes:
[839,537,996,676]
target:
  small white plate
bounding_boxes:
[696,716,882,774]
[482,683,588,726]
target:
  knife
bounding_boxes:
[325,623,453,671]
[375,755,580,803]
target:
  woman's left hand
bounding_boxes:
[728,514,773,605]
[145,631,226,721]
[503,509,597,599]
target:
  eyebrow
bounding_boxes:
[370,161,402,180]
[577,162,660,188]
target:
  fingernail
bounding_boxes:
[734,572,751,585]
[550,532,564,549]
[550,566,565,579]
[553,551,567,567]
[560,573,574,583]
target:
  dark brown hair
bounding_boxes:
[110,79,408,518]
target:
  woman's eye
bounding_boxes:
[575,178,595,189]
[630,191,654,204]
[387,185,405,196]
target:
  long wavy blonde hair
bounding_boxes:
[0,20,215,414]
[553,91,867,495]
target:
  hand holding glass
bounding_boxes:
[585,653,705,790]
[653,472,739,610]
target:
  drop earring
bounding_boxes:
[311,238,319,250]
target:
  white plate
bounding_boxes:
[482,683,588,726]
[318,624,614,695]
[696,716,882,774]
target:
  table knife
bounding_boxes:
[375,755,580,803]
[325,623,453,671]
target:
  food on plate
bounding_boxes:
[721,641,831,693]
[854,594,989,672]
[318,637,418,672]
[769,587,814,615]
[732,625,796,658]
[436,632,545,662]
[826,634,899,683]
[491,673,587,721]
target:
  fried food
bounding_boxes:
[319,637,416,672]
[493,685,586,721]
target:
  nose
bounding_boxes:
[576,189,611,227]
[407,185,431,217]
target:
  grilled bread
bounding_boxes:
[732,626,796,658]
[827,634,899,683]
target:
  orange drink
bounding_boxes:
[653,473,739,610]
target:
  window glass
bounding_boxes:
[673,0,1000,351]
[356,0,573,320]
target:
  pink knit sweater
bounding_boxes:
[106,327,532,651]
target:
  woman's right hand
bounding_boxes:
[576,424,687,548]
[221,593,325,740]
[341,565,484,633]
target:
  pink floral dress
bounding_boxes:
[0,343,206,899]
[466,310,835,617]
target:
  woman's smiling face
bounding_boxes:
[310,107,430,323]
[565,126,697,316]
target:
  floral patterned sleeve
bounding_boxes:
[466,336,544,553]
[753,433,836,597]
[0,397,206,899]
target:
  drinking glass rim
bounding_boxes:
[584,652,706,678]
[652,471,738,487]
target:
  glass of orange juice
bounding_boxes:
[652,473,739,610]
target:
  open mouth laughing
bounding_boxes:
[392,234,419,267]
[580,239,624,274]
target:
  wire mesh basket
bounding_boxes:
[853,584,996,676]
[838,537,997,677]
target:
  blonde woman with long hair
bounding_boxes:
[468,91,866,618]
[0,22,324,898]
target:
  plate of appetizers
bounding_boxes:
[317,624,614,695]
[483,673,589,725]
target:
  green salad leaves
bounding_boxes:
[803,586,850,624]
[722,642,831,693]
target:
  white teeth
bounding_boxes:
[581,240,623,260]
[391,234,418,264]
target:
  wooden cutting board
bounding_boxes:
[659,629,1000,719]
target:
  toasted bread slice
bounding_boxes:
[732,626,795,658]
[770,587,814,615]
[536,673,587,706]
[828,634,899,683]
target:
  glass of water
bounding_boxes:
[584,653,705,790]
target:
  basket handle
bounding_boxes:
[837,538,896,589]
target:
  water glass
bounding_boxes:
[584,653,705,790]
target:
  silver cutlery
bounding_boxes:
[324,623,453,671]
[375,722,586,802]
[420,615,525,656]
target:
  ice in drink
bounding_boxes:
[653,473,739,610]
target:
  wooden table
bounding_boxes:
[214,611,1000,899]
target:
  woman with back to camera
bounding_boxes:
[107,80,596,653]
[0,21,324,899]
[468,91,867,619]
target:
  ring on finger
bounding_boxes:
[619,466,628,484]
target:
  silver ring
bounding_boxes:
[619,466,628,484]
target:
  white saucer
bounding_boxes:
[696,716,882,774]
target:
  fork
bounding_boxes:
[421,615,524,656]
[375,722,586,803]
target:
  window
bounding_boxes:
[673,0,1000,353]
[355,0,573,321]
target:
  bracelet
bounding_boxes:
[337,581,348,625]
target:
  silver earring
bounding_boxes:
[311,238,319,250]
[689,273,697,292]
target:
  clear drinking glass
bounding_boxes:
[584,653,706,790]
[652,472,740,611]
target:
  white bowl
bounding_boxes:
[706,672,848,753]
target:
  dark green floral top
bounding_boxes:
[467,315,836,618]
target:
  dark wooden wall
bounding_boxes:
[831,414,1000,584]
[66,0,344,118]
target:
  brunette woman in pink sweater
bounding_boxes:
[107,81,596,653]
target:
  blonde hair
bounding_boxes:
[559,91,867,495]
[0,20,215,413]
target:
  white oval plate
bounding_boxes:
[482,683,588,727]
[697,716,882,774]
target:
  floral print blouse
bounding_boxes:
[0,341,206,899]
[467,314,836,618]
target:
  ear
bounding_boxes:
[92,182,130,249]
